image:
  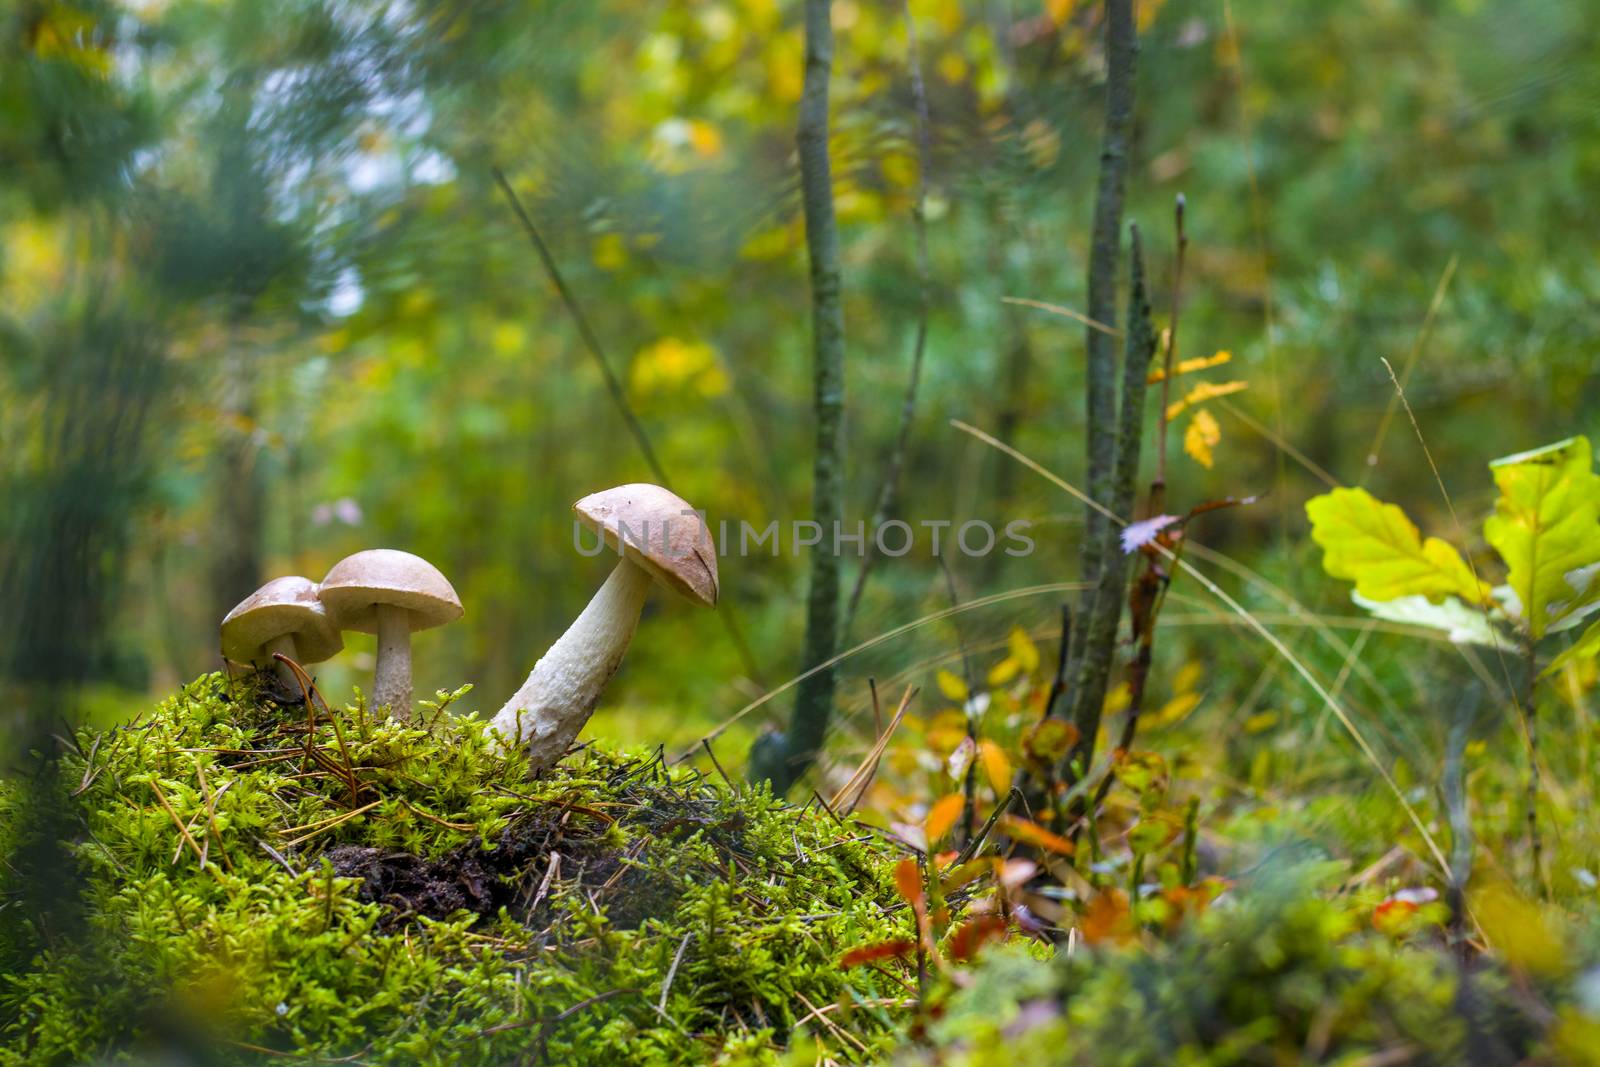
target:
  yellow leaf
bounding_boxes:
[1244,710,1278,733]
[591,233,627,271]
[936,669,969,702]
[629,337,726,399]
[1149,691,1201,729]
[1147,349,1231,383]
[1484,436,1600,638]
[1166,379,1249,420]
[1103,682,1131,716]
[936,51,967,84]
[1305,487,1490,605]
[1008,627,1040,673]
[686,119,723,158]
[1183,409,1221,469]
[978,740,1012,794]
[1474,883,1570,977]
[924,794,965,845]
[1172,661,1204,693]
[1544,618,1600,680]
[1046,0,1075,24]
[986,657,1020,687]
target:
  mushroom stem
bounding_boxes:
[491,558,652,770]
[264,634,300,690]
[372,603,413,718]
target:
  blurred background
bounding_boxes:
[2,0,1597,776]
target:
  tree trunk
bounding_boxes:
[1064,226,1157,783]
[1064,0,1140,776]
[753,0,846,794]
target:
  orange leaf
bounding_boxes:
[1000,815,1076,856]
[840,939,917,968]
[894,857,925,909]
[947,915,1009,961]
[1080,888,1134,945]
[978,739,1013,794]
[924,794,965,845]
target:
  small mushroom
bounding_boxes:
[319,549,463,718]
[492,483,717,770]
[221,576,344,691]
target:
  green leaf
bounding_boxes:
[1352,592,1509,649]
[1542,619,1600,679]
[1484,436,1600,639]
[1305,487,1488,605]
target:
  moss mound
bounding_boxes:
[0,675,910,1065]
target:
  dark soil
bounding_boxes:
[321,757,762,933]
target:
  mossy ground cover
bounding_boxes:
[0,674,914,1065]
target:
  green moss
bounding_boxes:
[0,674,911,1065]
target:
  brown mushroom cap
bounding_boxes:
[221,576,344,664]
[573,483,719,607]
[319,549,464,633]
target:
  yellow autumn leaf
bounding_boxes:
[978,739,1013,794]
[630,337,728,399]
[1244,710,1279,733]
[1484,436,1600,638]
[924,793,965,845]
[936,669,969,702]
[591,232,627,271]
[1149,690,1201,729]
[1103,682,1131,715]
[1008,626,1040,673]
[1305,487,1490,605]
[1166,379,1249,420]
[1184,409,1221,469]
[1147,350,1232,383]
[987,657,1020,687]
[1172,660,1204,693]
[686,119,723,158]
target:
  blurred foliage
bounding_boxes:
[903,865,1587,1065]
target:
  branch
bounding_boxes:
[491,168,668,486]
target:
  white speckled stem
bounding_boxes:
[373,603,413,719]
[264,634,299,690]
[491,559,651,771]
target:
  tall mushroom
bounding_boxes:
[492,483,718,770]
[320,549,462,718]
[221,576,344,692]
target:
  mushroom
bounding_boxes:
[221,576,344,692]
[491,483,718,770]
[319,549,463,718]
